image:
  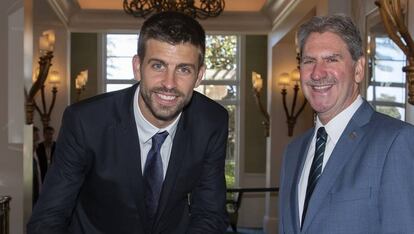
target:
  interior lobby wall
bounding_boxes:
[1,0,31,233]
[70,33,99,104]
[237,34,269,228]
[243,35,268,174]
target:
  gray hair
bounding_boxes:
[297,14,363,61]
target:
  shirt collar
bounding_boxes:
[315,95,363,144]
[133,85,181,144]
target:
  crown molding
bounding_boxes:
[45,0,274,34]
[46,0,80,27]
[263,0,301,31]
[200,12,272,34]
[67,10,272,34]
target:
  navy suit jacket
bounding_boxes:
[28,83,229,234]
[279,100,414,233]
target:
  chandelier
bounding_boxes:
[123,0,225,19]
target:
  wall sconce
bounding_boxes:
[75,70,88,102]
[252,71,270,137]
[376,0,414,105]
[278,68,307,137]
[25,30,55,126]
[33,69,60,128]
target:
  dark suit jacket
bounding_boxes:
[36,141,56,182]
[27,83,229,234]
[279,100,414,233]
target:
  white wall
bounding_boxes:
[0,0,33,233]
[237,174,267,227]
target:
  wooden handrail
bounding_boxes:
[227,187,279,193]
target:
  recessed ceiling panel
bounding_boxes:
[77,0,266,12]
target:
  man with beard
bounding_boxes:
[278,15,414,233]
[28,11,229,234]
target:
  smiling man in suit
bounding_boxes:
[28,11,229,234]
[279,15,414,233]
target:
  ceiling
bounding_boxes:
[35,0,297,33]
[77,0,267,12]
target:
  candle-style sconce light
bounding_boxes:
[33,69,60,128]
[278,68,307,137]
[75,70,88,102]
[25,30,56,126]
[252,71,270,137]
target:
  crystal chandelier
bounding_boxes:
[123,0,225,19]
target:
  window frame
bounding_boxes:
[367,36,407,120]
[102,33,138,92]
[365,9,407,121]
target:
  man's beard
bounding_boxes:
[140,82,192,122]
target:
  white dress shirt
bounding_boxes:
[133,85,181,179]
[298,95,363,224]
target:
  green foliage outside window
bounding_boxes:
[205,35,238,188]
[206,35,237,70]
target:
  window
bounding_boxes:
[367,36,406,120]
[366,9,407,121]
[105,34,138,92]
[104,34,240,188]
[195,35,239,188]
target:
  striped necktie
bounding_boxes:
[302,127,328,226]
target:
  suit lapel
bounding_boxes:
[114,84,149,231]
[301,101,374,232]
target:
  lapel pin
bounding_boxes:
[349,131,357,140]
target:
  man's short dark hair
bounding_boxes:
[137,11,206,67]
